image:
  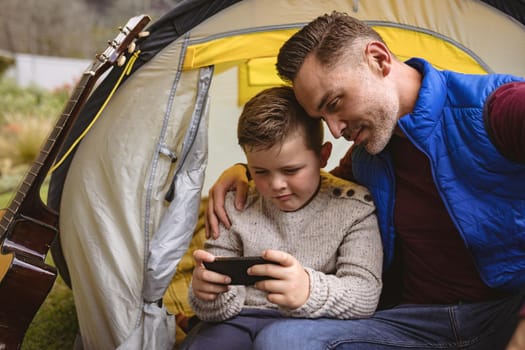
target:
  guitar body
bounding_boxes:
[0,14,150,348]
[0,253,56,348]
[0,201,58,349]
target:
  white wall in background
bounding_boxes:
[5,53,90,90]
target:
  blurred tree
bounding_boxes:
[0,50,15,77]
[0,0,177,58]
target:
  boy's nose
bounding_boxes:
[270,175,286,190]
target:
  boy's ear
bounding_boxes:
[320,141,332,168]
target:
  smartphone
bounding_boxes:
[203,256,277,285]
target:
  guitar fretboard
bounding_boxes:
[0,71,96,238]
[0,14,150,242]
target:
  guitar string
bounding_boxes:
[49,50,141,174]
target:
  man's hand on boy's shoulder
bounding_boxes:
[205,164,250,239]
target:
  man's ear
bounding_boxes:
[365,41,392,77]
[319,141,332,168]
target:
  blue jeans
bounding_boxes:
[253,292,524,350]
[180,309,283,350]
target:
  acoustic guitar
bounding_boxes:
[0,14,150,348]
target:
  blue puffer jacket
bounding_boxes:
[352,58,525,292]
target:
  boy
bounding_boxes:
[181,86,383,349]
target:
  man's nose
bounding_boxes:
[324,116,343,138]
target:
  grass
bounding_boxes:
[22,273,78,349]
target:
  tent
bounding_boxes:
[47,0,525,348]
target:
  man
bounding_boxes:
[206,11,525,350]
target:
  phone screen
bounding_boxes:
[203,256,277,285]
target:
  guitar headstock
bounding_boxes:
[91,14,151,73]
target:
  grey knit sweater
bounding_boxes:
[189,171,383,321]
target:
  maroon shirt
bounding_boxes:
[332,82,525,305]
[485,82,525,163]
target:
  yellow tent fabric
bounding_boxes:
[183,26,488,105]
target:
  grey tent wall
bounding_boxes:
[143,65,214,303]
[47,0,241,287]
[480,0,525,25]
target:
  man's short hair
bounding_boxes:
[277,11,385,83]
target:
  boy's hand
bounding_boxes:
[191,249,231,301]
[205,164,250,239]
[250,249,310,309]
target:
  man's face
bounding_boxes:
[293,54,399,155]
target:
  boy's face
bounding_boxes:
[246,132,326,212]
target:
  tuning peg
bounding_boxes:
[138,31,150,38]
[127,41,136,53]
[96,52,108,63]
[117,55,127,67]
[118,26,130,35]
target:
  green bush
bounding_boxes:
[0,78,70,167]
[0,78,69,124]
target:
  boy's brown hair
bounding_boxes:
[237,86,323,154]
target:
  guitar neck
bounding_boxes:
[28,71,100,196]
[0,70,99,233]
[0,13,151,240]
